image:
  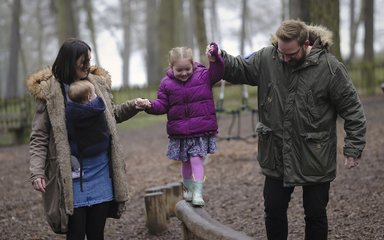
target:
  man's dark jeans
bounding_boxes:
[263,176,330,240]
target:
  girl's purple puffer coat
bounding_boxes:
[146,56,224,139]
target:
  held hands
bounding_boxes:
[206,42,221,62]
[344,156,359,169]
[135,98,151,110]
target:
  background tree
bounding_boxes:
[363,0,375,95]
[289,0,341,60]
[193,0,208,65]
[6,0,21,98]
[208,0,222,44]
[288,0,310,21]
[185,0,195,48]
[309,0,341,60]
[0,0,382,96]
[121,0,132,87]
[145,0,159,85]
[347,0,363,64]
[156,0,184,77]
[84,0,99,65]
[54,0,79,44]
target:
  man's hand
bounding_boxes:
[344,156,359,169]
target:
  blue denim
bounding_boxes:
[72,151,113,208]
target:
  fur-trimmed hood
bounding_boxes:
[26,65,111,99]
[272,24,333,50]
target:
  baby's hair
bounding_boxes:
[168,47,193,67]
[68,80,94,104]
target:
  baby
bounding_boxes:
[67,80,98,179]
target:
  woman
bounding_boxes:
[26,38,144,239]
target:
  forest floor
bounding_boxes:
[0,96,383,240]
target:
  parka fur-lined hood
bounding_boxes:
[26,65,111,99]
[271,24,333,50]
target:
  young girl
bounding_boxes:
[138,42,224,206]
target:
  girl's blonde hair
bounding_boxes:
[168,47,193,67]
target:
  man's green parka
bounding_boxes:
[221,25,366,186]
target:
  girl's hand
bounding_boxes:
[206,42,220,62]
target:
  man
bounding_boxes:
[215,19,367,239]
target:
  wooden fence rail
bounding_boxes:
[0,96,34,144]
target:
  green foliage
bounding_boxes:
[347,60,384,96]
[212,83,258,111]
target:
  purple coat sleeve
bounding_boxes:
[208,42,225,85]
[146,81,169,115]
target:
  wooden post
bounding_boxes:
[166,182,183,218]
[144,191,167,234]
[145,186,164,194]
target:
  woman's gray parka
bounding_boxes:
[26,66,139,233]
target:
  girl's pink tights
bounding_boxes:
[181,156,204,181]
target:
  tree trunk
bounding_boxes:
[157,0,182,76]
[121,0,132,87]
[6,0,21,98]
[308,0,342,61]
[363,0,375,95]
[209,0,222,43]
[288,0,341,60]
[240,0,247,56]
[145,0,159,85]
[84,0,99,65]
[347,0,363,64]
[55,0,78,44]
[193,0,208,65]
[36,1,43,67]
[289,0,310,22]
[185,0,195,48]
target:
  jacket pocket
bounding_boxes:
[256,122,276,169]
[300,131,333,176]
[43,169,68,234]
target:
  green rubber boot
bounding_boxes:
[183,179,193,202]
[192,180,205,206]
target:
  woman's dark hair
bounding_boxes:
[52,38,91,84]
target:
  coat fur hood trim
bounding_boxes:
[26,66,111,100]
[271,24,333,50]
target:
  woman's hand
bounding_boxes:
[33,177,46,193]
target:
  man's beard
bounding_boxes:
[285,55,305,67]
